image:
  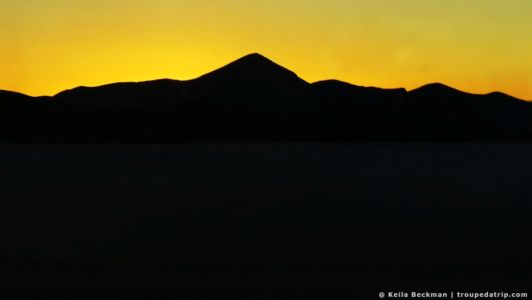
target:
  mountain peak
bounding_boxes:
[410,82,473,98]
[223,53,284,72]
[415,82,459,92]
[197,53,308,87]
[236,52,271,63]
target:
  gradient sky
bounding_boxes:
[1,0,531,99]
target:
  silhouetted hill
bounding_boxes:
[0,90,33,108]
[55,79,186,108]
[191,53,311,112]
[1,54,531,142]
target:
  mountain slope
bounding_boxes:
[54,79,187,108]
[0,90,34,108]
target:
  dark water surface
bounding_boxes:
[1,143,531,298]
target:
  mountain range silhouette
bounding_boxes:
[1,53,531,142]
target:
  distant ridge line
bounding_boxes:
[2,53,527,101]
[0,53,531,142]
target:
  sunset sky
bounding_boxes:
[1,0,531,99]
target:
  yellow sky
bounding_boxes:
[1,0,531,99]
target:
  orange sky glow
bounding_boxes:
[1,0,531,100]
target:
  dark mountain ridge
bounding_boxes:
[1,53,531,142]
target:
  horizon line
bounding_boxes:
[2,53,529,102]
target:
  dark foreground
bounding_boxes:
[1,143,531,299]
